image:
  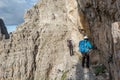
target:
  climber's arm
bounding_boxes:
[87,41,93,49]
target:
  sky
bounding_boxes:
[0,0,38,32]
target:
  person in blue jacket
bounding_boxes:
[79,36,93,68]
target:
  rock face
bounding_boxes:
[76,0,120,80]
[0,0,82,80]
[0,0,120,80]
[111,22,120,80]
[0,19,9,40]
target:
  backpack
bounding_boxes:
[79,40,90,53]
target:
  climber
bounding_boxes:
[79,36,93,68]
[67,39,74,56]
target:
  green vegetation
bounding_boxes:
[79,56,82,61]
[94,64,106,76]
[54,77,57,80]
[61,70,69,80]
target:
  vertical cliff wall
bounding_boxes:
[0,0,120,80]
[111,22,120,80]
[76,0,120,80]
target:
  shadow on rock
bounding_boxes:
[75,61,96,80]
[75,61,84,80]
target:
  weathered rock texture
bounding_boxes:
[76,0,120,80]
[0,0,83,80]
[0,19,9,40]
[0,0,120,80]
[111,22,120,80]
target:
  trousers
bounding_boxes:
[82,53,90,68]
[69,47,74,56]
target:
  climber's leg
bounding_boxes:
[86,54,90,68]
[82,54,86,68]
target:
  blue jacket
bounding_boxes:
[84,40,93,49]
[79,39,93,53]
